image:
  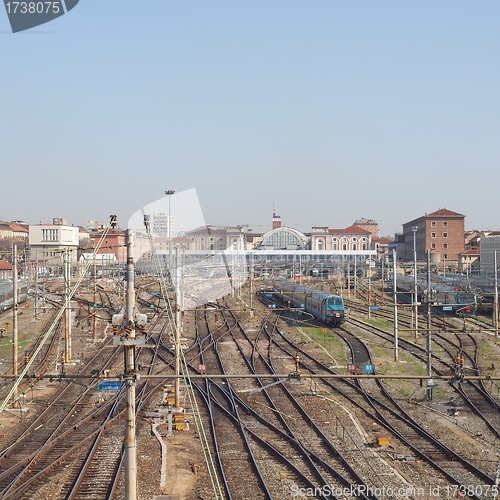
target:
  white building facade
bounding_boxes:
[29,221,80,268]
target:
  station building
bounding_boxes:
[310,225,371,251]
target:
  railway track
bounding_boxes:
[0,286,169,499]
[257,290,498,498]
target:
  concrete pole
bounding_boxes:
[413,226,418,339]
[65,248,72,361]
[494,251,498,336]
[175,245,181,408]
[381,258,385,306]
[165,190,175,275]
[347,259,351,298]
[67,248,73,361]
[368,260,371,318]
[249,253,254,318]
[426,249,433,400]
[12,244,18,405]
[354,258,357,297]
[34,250,38,318]
[93,258,97,341]
[392,249,398,361]
[124,229,137,500]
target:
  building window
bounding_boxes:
[442,221,448,227]
[431,243,436,249]
[443,253,448,259]
[443,232,448,238]
[443,243,448,249]
[41,228,59,242]
[431,232,436,238]
[431,221,436,227]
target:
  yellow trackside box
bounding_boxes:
[375,434,390,447]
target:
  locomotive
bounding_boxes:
[272,278,346,326]
[396,274,477,317]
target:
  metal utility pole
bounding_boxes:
[368,260,372,318]
[413,226,418,339]
[299,254,302,285]
[64,248,72,362]
[34,250,39,318]
[174,244,181,408]
[165,189,175,272]
[426,249,433,400]
[392,249,398,361]
[494,251,498,336]
[347,260,351,298]
[93,258,97,341]
[354,258,357,297]
[124,228,137,500]
[12,244,18,405]
[110,219,148,500]
[381,258,385,306]
[249,252,254,318]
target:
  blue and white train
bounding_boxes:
[0,280,29,313]
[396,274,477,317]
[272,279,346,326]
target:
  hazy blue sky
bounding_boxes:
[2,1,499,236]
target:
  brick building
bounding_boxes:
[353,219,379,238]
[401,208,465,263]
[89,229,127,264]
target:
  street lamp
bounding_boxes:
[412,226,418,339]
[164,190,175,273]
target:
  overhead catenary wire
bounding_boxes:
[142,214,225,500]
[0,221,115,414]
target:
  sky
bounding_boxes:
[2,1,500,237]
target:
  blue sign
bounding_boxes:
[363,363,375,374]
[370,306,379,311]
[443,306,453,311]
[99,381,122,391]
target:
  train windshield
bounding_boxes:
[459,292,476,304]
[325,297,343,309]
